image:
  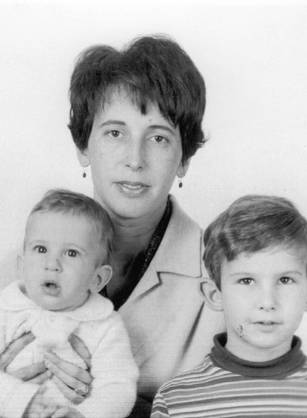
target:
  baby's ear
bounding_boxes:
[202,278,223,311]
[90,265,113,293]
[16,254,24,281]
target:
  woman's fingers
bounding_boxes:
[10,361,47,381]
[51,376,84,405]
[69,334,91,369]
[28,369,51,385]
[0,332,34,371]
[44,352,93,385]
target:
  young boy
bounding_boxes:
[151,195,307,417]
[0,189,138,418]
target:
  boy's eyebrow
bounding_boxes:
[229,270,304,277]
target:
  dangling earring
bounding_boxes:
[178,177,183,188]
[82,167,89,178]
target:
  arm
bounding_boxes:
[0,331,41,418]
[75,313,139,418]
[0,308,49,418]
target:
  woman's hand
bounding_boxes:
[0,332,49,384]
[44,334,93,405]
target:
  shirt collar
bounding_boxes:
[211,332,306,378]
[0,281,113,321]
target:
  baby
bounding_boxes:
[0,189,138,418]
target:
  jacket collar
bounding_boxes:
[122,197,203,305]
[151,196,203,277]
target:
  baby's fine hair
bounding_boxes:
[29,189,113,264]
[68,34,206,163]
[203,195,307,289]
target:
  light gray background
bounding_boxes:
[1,0,307,275]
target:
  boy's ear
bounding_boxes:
[90,265,113,293]
[177,157,190,179]
[202,278,223,312]
[76,147,90,168]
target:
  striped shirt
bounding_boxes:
[151,333,307,417]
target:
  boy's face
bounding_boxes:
[21,211,110,311]
[219,246,307,361]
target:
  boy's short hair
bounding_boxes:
[68,35,206,164]
[203,195,307,289]
[28,189,113,264]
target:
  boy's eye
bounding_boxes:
[279,276,294,285]
[238,277,254,285]
[33,245,47,254]
[65,249,79,258]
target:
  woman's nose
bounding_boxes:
[125,139,145,171]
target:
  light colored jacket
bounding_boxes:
[119,197,225,401]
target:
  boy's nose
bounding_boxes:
[258,286,276,311]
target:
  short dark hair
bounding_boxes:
[28,189,113,264]
[68,35,206,163]
[203,195,307,289]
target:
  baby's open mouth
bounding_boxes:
[41,280,60,296]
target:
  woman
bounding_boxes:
[1,35,224,417]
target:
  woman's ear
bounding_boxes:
[90,265,113,293]
[177,158,190,179]
[76,147,90,168]
[202,278,224,312]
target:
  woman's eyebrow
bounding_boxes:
[99,120,126,127]
[147,124,176,135]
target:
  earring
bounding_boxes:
[178,178,183,188]
[82,167,89,178]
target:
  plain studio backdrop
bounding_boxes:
[1,0,307,343]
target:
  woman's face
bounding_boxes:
[77,89,189,221]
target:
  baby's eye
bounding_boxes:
[238,277,254,285]
[33,245,47,254]
[65,249,79,258]
[279,276,294,285]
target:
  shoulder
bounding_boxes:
[157,355,216,395]
[0,249,19,290]
[150,196,205,278]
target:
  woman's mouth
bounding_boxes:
[116,181,149,196]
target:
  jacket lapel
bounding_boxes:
[122,197,203,303]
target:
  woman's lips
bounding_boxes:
[115,181,149,196]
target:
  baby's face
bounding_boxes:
[22,211,103,311]
[220,245,307,362]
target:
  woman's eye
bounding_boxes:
[279,276,294,285]
[238,277,254,285]
[65,249,78,258]
[107,130,121,139]
[151,135,168,144]
[33,245,47,254]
